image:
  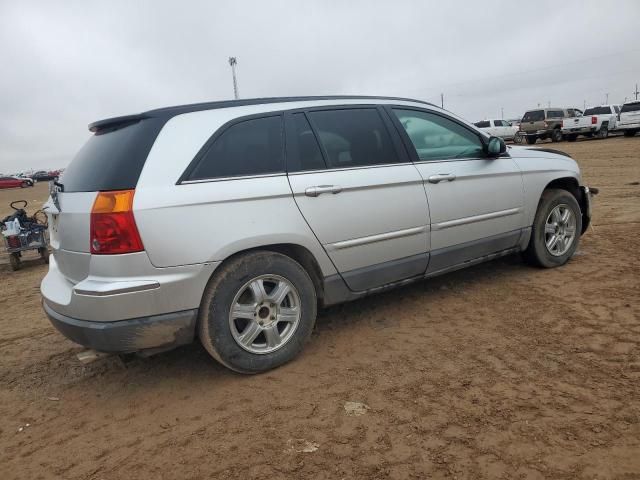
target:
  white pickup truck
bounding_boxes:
[618,101,640,137]
[561,105,620,141]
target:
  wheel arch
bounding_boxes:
[210,243,328,306]
[541,177,589,234]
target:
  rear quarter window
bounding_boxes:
[185,115,284,181]
[60,118,165,193]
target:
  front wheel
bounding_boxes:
[523,189,582,268]
[198,251,317,374]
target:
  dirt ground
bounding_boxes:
[1,137,639,479]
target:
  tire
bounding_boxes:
[20,181,29,188]
[584,132,593,138]
[623,129,637,137]
[9,253,21,271]
[551,129,562,142]
[523,189,582,268]
[567,134,577,142]
[39,247,49,264]
[514,133,523,144]
[526,136,537,145]
[597,124,609,139]
[198,251,317,374]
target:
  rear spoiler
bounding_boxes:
[88,114,149,133]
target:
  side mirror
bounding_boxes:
[487,136,506,157]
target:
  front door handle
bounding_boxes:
[304,185,343,197]
[427,173,456,184]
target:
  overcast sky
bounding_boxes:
[1,0,639,172]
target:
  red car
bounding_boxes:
[0,176,33,189]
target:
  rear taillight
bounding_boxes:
[90,190,143,254]
[591,116,597,125]
[7,235,21,249]
[544,121,549,128]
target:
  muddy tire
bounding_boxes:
[198,251,317,374]
[9,253,21,271]
[597,124,609,139]
[523,189,582,268]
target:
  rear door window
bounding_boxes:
[306,109,400,168]
[393,109,484,161]
[186,116,284,181]
[547,110,565,119]
[286,113,326,172]
[522,110,544,122]
[474,121,490,128]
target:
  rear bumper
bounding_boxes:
[43,301,197,353]
[561,126,596,134]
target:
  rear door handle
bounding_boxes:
[427,173,456,184]
[304,185,343,197]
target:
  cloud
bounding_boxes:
[1,0,639,172]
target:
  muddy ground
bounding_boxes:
[1,137,639,479]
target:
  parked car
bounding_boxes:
[618,100,640,137]
[473,119,518,140]
[41,96,594,373]
[561,105,621,141]
[519,107,583,144]
[31,170,60,182]
[0,176,33,189]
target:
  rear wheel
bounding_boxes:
[597,125,609,139]
[524,189,582,268]
[526,136,537,145]
[513,132,524,144]
[20,181,30,188]
[551,128,563,142]
[198,251,317,374]
[9,253,21,271]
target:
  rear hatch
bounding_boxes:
[620,101,640,126]
[48,116,165,284]
[520,110,545,133]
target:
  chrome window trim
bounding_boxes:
[180,172,286,184]
[286,161,413,176]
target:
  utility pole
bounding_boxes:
[583,99,586,110]
[634,83,639,100]
[501,107,504,119]
[440,93,444,109]
[228,57,239,100]
[605,92,609,104]
[547,100,551,108]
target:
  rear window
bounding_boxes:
[547,110,564,119]
[584,106,611,115]
[60,118,165,192]
[522,110,544,122]
[621,102,640,113]
[474,121,490,128]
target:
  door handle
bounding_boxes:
[427,173,456,184]
[304,185,343,197]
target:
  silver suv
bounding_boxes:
[42,96,594,373]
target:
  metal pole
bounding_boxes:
[635,83,639,101]
[605,93,609,104]
[440,93,444,109]
[228,57,239,100]
[501,107,504,119]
